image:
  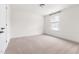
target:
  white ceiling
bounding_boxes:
[11,4,73,16]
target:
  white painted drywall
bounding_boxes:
[10,6,44,38]
[44,5,79,42]
[10,4,72,16]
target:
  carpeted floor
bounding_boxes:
[5,35,79,54]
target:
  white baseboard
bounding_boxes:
[11,33,43,39]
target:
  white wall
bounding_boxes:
[44,5,79,42]
[10,6,44,38]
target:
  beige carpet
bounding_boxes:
[5,35,79,54]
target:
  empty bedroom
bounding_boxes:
[0,4,79,54]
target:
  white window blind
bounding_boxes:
[49,14,60,31]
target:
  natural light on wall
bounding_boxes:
[49,14,60,31]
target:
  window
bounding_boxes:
[49,15,60,31]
